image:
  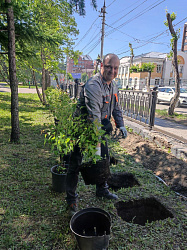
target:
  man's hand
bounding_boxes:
[119,126,128,139]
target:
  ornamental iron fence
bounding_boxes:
[119,90,157,130]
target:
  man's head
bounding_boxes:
[100,53,120,84]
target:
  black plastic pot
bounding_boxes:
[51,165,67,193]
[80,159,111,185]
[70,207,111,250]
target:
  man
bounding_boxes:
[66,53,127,216]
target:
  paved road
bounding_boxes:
[0,83,41,94]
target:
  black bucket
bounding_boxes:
[51,165,67,193]
[70,207,111,250]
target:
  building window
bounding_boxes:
[155,79,160,85]
[156,65,162,73]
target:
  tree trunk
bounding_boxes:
[146,71,151,92]
[6,0,20,143]
[32,69,43,103]
[166,13,180,115]
[54,73,60,89]
[41,65,46,104]
[45,69,51,89]
[41,49,46,105]
[128,43,134,88]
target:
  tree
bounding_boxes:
[141,63,155,92]
[130,63,155,92]
[164,12,180,115]
[128,43,134,88]
[0,0,80,142]
[6,0,20,143]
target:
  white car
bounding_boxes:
[157,87,187,107]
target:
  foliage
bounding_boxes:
[130,65,140,73]
[56,165,67,174]
[140,62,155,72]
[164,11,176,26]
[0,0,80,84]
[130,63,155,73]
[164,11,180,49]
[81,72,88,83]
[45,88,105,164]
[67,72,73,80]
[70,0,97,15]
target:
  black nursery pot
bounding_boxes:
[51,165,67,193]
[80,159,111,185]
[70,207,111,250]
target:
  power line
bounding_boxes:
[109,0,148,27]
[74,16,100,49]
[108,0,143,18]
[80,30,101,52]
[82,0,165,56]
[107,0,117,8]
[105,0,166,37]
[87,39,101,55]
[115,15,187,57]
[105,23,169,48]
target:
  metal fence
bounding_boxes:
[69,84,157,130]
[119,90,157,130]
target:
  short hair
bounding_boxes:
[102,53,119,64]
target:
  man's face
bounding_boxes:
[102,55,120,83]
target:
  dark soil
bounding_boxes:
[115,131,187,197]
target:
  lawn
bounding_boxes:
[0,92,186,249]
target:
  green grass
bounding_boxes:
[0,92,186,249]
[156,108,187,120]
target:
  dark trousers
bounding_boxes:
[66,139,109,205]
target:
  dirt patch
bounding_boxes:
[115,131,187,197]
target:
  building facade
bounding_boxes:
[67,55,94,79]
[117,51,187,90]
[181,22,187,52]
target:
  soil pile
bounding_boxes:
[116,131,187,197]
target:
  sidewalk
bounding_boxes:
[0,83,41,94]
[124,116,187,161]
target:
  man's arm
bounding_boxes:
[84,78,102,124]
[112,84,128,139]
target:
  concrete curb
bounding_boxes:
[124,118,187,161]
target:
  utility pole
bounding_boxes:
[100,0,106,60]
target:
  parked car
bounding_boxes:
[157,87,187,107]
[142,86,158,92]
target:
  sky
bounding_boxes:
[72,0,187,61]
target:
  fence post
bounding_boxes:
[149,91,157,130]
